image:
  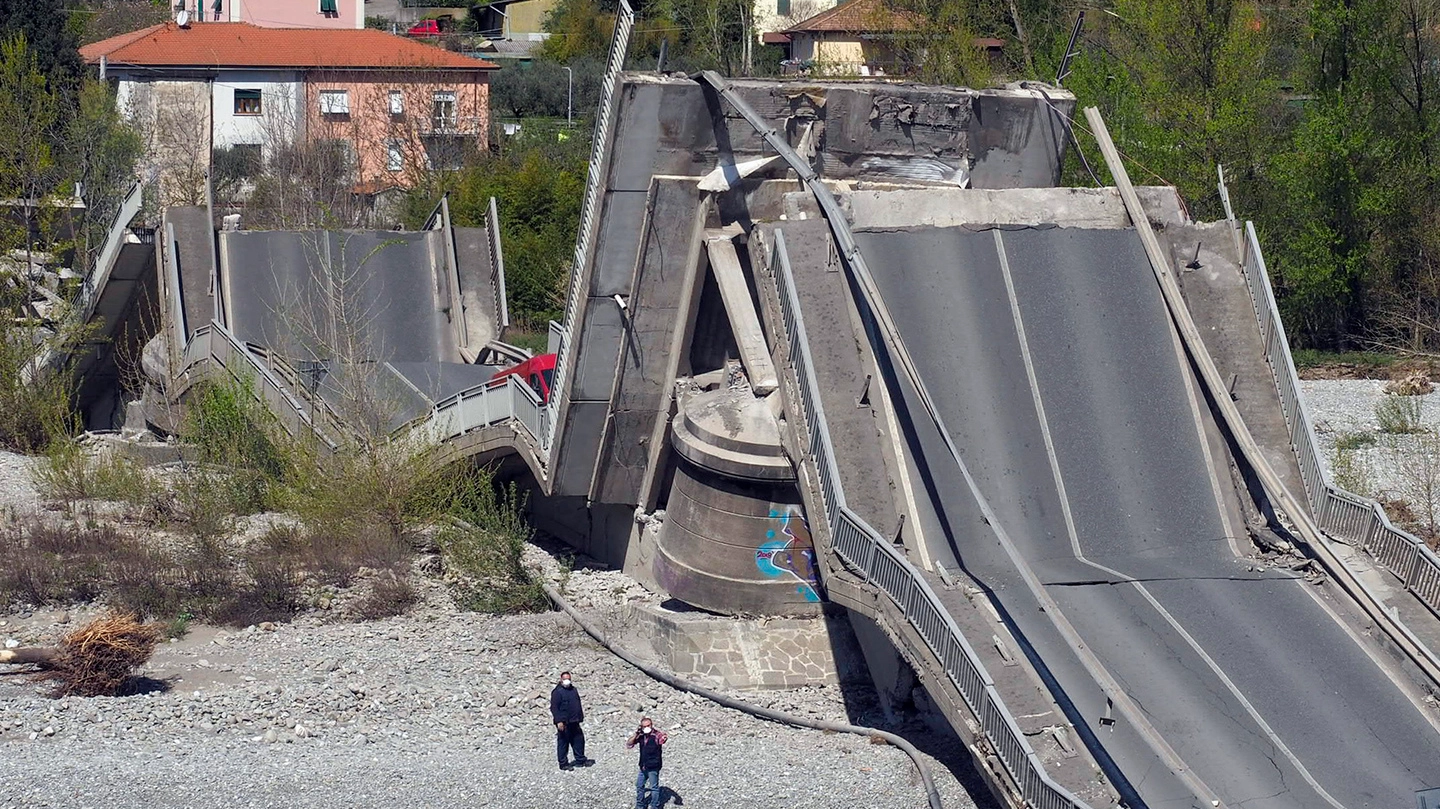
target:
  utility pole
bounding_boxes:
[562,66,573,126]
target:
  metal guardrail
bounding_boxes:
[546,0,634,457]
[548,320,566,356]
[75,180,145,323]
[412,372,546,449]
[487,196,510,333]
[770,232,1089,809]
[181,318,550,457]
[1238,221,1440,618]
[181,322,339,452]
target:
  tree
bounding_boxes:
[64,78,143,275]
[1060,0,1283,218]
[491,58,603,119]
[885,0,999,86]
[404,138,588,328]
[0,0,82,98]
[0,35,63,271]
[539,0,615,63]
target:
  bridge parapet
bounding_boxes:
[173,319,550,480]
[766,230,1095,809]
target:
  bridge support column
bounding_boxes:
[652,386,822,617]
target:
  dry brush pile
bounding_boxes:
[0,612,160,697]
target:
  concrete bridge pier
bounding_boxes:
[652,384,819,617]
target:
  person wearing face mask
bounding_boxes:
[550,671,591,770]
[625,716,668,809]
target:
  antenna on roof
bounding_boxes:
[176,8,191,27]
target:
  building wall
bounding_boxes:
[304,70,491,186]
[790,34,898,75]
[115,77,215,208]
[210,71,305,152]
[815,36,864,64]
[753,0,839,37]
[219,0,364,29]
[504,0,554,38]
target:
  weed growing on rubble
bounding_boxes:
[34,440,159,509]
[437,480,548,614]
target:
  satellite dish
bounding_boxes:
[176,9,190,27]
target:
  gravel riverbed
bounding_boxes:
[0,610,980,809]
[0,451,982,809]
[1300,379,1440,499]
[0,375,1417,809]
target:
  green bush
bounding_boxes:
[353,572,418,620]
[184,378,283,479]
[405,143,587,329]
[0,306,82,454]
[437,480,548,614]
[34,441,158,506]
[1335,431,1378,451]
[1377,394,1425,435]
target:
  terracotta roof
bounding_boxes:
[81,22,498,70]
[785,0,922,34]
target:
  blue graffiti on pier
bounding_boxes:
[756,507,821,602]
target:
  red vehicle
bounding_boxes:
[406,18,447,37]
[491,353,557,403]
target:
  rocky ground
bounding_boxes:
[1300,378,1440,503]
[0,452,985,809]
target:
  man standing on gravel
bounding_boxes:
[551,671,591,770]
[625,716,668,809]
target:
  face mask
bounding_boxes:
[561,679,572,688]
[642,727,652,734]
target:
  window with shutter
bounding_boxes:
[233,88,261,115]
[320,0,338,16]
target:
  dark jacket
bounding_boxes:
[627,729,667,771]
[550,684,584,724]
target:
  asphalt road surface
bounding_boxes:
[858,224,1440,809]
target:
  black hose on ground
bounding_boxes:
[540,582,945,809]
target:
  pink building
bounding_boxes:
[82,23,497,196]
[186,0,365,29]
[307,70,492,186]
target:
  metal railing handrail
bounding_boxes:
[546,0,634,458]
[180,320,548,465]
[1238,220,1440,619]
[75,180,145,323]
[408,371,547,450]
[487,195,510,332]
[180,321,339,452]
[770,231,1089,809]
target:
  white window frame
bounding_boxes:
[432,90,456,129]
[386,139,404,172]
[388,90,404,115]
[319,89,350,115]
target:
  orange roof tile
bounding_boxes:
[785,0,922,33]
[81,22,497,70]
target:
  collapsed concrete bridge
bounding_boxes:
[73,5,1440,807]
